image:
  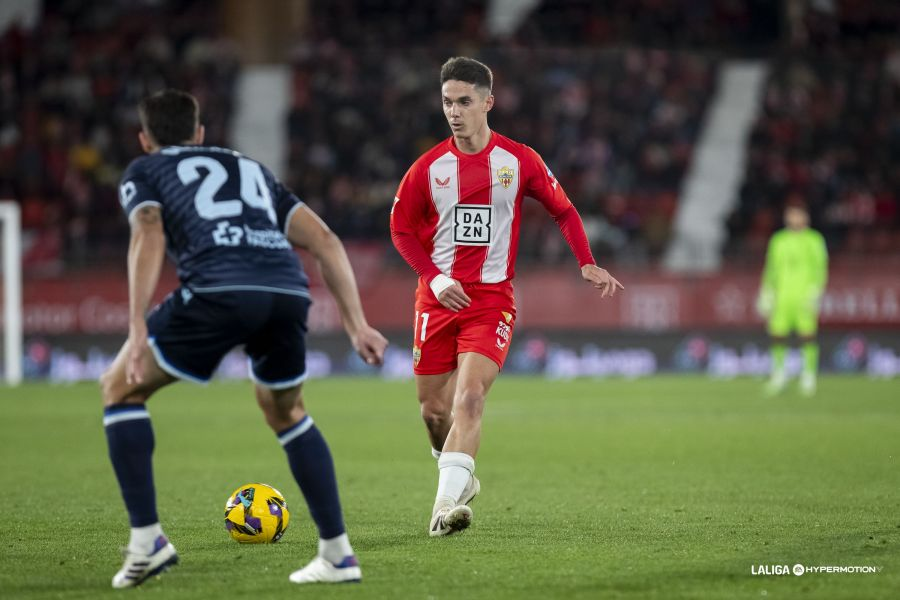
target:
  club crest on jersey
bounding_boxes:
[497,166,514,189]
[413,345,422,367]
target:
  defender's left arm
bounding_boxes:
[525,147,623,298]
[125,205,167,384]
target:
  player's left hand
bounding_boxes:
[125,320,149,385]
[756,288,774,317]
[808,289,823,312]
[581,265,624,298]
[352,325,389,366]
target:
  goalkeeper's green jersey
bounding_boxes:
[762,228,828,299]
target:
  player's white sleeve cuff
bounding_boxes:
[429,274,455,299]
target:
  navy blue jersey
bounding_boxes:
[119,145,309,295]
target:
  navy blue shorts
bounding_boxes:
[146,288,311,388]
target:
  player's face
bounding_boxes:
[442,80,493,139]
[785,206,809,230]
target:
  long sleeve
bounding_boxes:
[389,161,442,284]
[390,227,441,283]
[761,236,777,292]
[523,145,596,267]
[553,205,595,267]
[812,232,828,292]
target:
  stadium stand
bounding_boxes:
[4,0,897,272]
[726,2,900,260]
[288,4,717,265]
[0,0,238,272]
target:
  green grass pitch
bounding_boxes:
[2,376,898,599]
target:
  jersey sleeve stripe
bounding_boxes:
[126,200,163,225]
[282,201,306,237]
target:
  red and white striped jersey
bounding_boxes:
[391,132,582,285]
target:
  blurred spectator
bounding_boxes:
[0,0,238,272]
[728,1,900,258]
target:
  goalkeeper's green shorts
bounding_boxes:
[768,297,818,337]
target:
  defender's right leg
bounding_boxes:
[255,384,359,584]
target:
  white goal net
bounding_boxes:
[0,201,22,385]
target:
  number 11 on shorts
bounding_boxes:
[415,311,429,342]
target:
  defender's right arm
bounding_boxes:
[285,205,387,366]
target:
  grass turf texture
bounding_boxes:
[1,376,898,599]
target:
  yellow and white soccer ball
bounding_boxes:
[224,483,290,543]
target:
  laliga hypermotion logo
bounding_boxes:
[497,166,514,189]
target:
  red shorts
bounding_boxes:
[412,279,517,375]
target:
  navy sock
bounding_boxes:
[278,416,346,540]
[104,405,158,527]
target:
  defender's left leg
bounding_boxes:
[100,338,177,589]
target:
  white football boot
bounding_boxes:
[800,372,817,397]
[111,535,178,589]
[289,555,361,584]
[429,504,474,537]
[459,475,481,506]
[764,371,787,397]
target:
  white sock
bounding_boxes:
[435,452,474,508]
[128,522,163,554]
[431,447,442,461]
[319,533,354,565]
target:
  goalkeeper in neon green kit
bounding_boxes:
[757,204,828,396]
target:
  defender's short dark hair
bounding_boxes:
[440,57,493,94]
[138,89,199,146]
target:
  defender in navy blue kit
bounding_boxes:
[101,90,387,588]
[120,143,315,386]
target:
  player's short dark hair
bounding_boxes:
[784,199,808,213]
[440,57,493,95]
[138,89,199,146]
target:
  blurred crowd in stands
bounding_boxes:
[2,0,898,274]
[291,0,717,266]
[0,0,237,274]
[286,45,714,265]
[727,1,900,259]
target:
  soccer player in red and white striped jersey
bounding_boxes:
[390,57,623,536]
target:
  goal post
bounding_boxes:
[0,201,22,386]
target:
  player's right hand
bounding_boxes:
[352,325,388,366]
[125,321,149,385]
[438,281,471,312]
[756,289,774,317]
